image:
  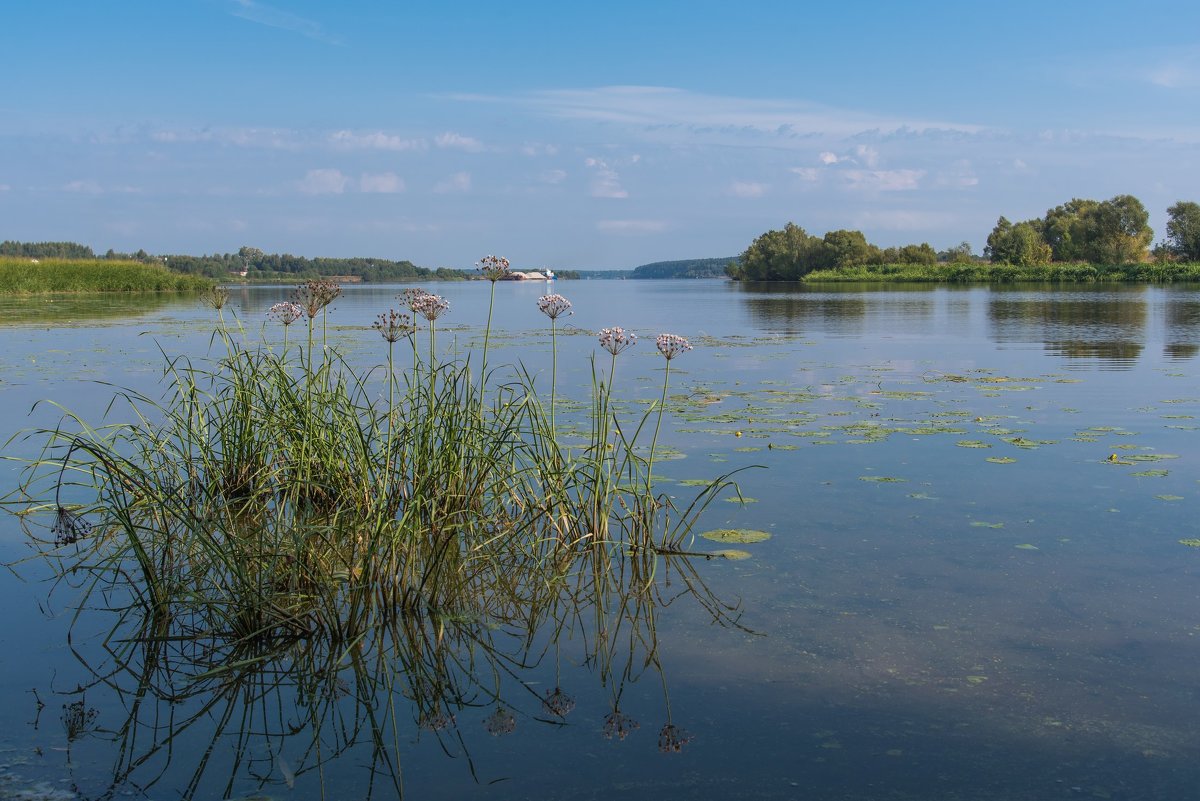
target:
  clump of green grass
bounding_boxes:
[0,256,213,293]
[6,274,743,656]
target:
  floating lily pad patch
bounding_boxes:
[1155,495,1184,502]
[1014,543,1039,550]
[956,440,991,449]
[1127,453,1180,462]
[700,529,772,544]
[1179,539,1200,548]
[1132,470,1169,478]
[859,476,906,483]
[971,521,1004,529]
[708,549,752,560]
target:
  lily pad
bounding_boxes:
[700,528,772,544]
[1179,539,1200,547]
[956,440,991,449]
[971,521,1004,529]
[1155,495,1184,502]
[986,457,1017,464]
[1014,543,1039,550]
[1131,470,1169,478]
[859,476,906,483]
[708,549,752,560]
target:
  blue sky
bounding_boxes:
[3,1,1200,269]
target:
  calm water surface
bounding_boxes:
[1,281,1198,800]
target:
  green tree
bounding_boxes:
[817,229,874,270]
[1084,194,1152,264]
[1166,201,1200,261]
[1041,198,1097,262]
[735,222,821,280]
[985,217,1051,266]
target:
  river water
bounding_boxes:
[1,280,1198,800]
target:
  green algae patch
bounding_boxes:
[956,440,991,449]
[859,476,906,483]
[1155,495,1184,502]
[971,521,1004,529]
[700,529,772,544]
[1014,543,1040,550]
[1179,539,1200,548]
[986,457,1017,464]
[1132,469,1169,478]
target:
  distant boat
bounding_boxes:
[544,269,556,281]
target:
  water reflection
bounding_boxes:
[32,541,742,799]
[1163,295,1200,360]
[0,293,187,326]
[987,289,1147,367]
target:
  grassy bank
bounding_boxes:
[801,261,1200,283]
[0,257,214,292]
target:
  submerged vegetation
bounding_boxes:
[0,257,213,293]
[3,267,750,795]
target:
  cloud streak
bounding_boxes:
[229,0,342,45]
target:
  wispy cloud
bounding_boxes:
[433,171,471,194]
[842,169,924,192]
[63,180,141,195]
[539,169,567,184]
[584,157,627,198]
[450,86,984,139]
[0,183,10,192]
[297,168,349,195]
[330,130,427,152]
[360,172,404,193]
[152,127,301,150]
[229,0,342,45]
[435,132,484,152]
[729,181,767,198]
[596,219,667,234]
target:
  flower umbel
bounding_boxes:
[200,286,230,311]
[655,333,692,361]
[483,707,516,736]
[602,710,639,740]
[52,506,93,546]
[598,327,637,356]
[476,254,511,282]
[537,293,573,320]
[373,309,415,343]
[268,302,303,327]
[293,280,341,319]
[542,687,576,717]
[657,723,693,753]
[399,287,431,314]
[413,293,450,322]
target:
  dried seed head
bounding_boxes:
[542,687,576,717]
[476,254,511,282]
[200,286,230,311]
[292,280,341,318]
[483,707,516,736]
[373,309,415,342]
[657,723,693,753]
[602,710,639,740]
[52,506,93,546]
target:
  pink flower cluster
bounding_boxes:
[537,293,573,320]
[598,327,636,356]
[476,254,511,282]
[398,288,450,321]
[655,333,693,361]
[268,301,303,327]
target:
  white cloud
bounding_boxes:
[585,157,627,198]
[63,180,103,194]
[0,183,11,191]
[297,168,349,195]
[230,0,342,45]
[360,172,404,193]
[152,127,301,150]
[729,181,767,198]
[842,169,924,191]
[596,219,667,234]
[435,132,484,152]
[433,171,471,194]
[539,169,568,184]
[790,167,821,182]
[521,143,560,157]
[819,151,841,165]
[330,130,426,151]
[854,145,880,168]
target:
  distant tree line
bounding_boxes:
[729,196,1200,281]
[630,258,735,279]
[1,240,97,259]
[725,224,959,281]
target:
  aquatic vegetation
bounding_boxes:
[1179,539,1200,547]
[700,528,772,544]
[986,457,1018,464]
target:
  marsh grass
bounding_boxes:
[0,257,213,293]
[5,282,742,672]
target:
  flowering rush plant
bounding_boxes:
[655,333,692,361]
[537,294,573,320]
[598,327,636,356]
[476,254,511,282]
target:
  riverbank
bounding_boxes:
[0,257,213,293]
[799,261,1200,283]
